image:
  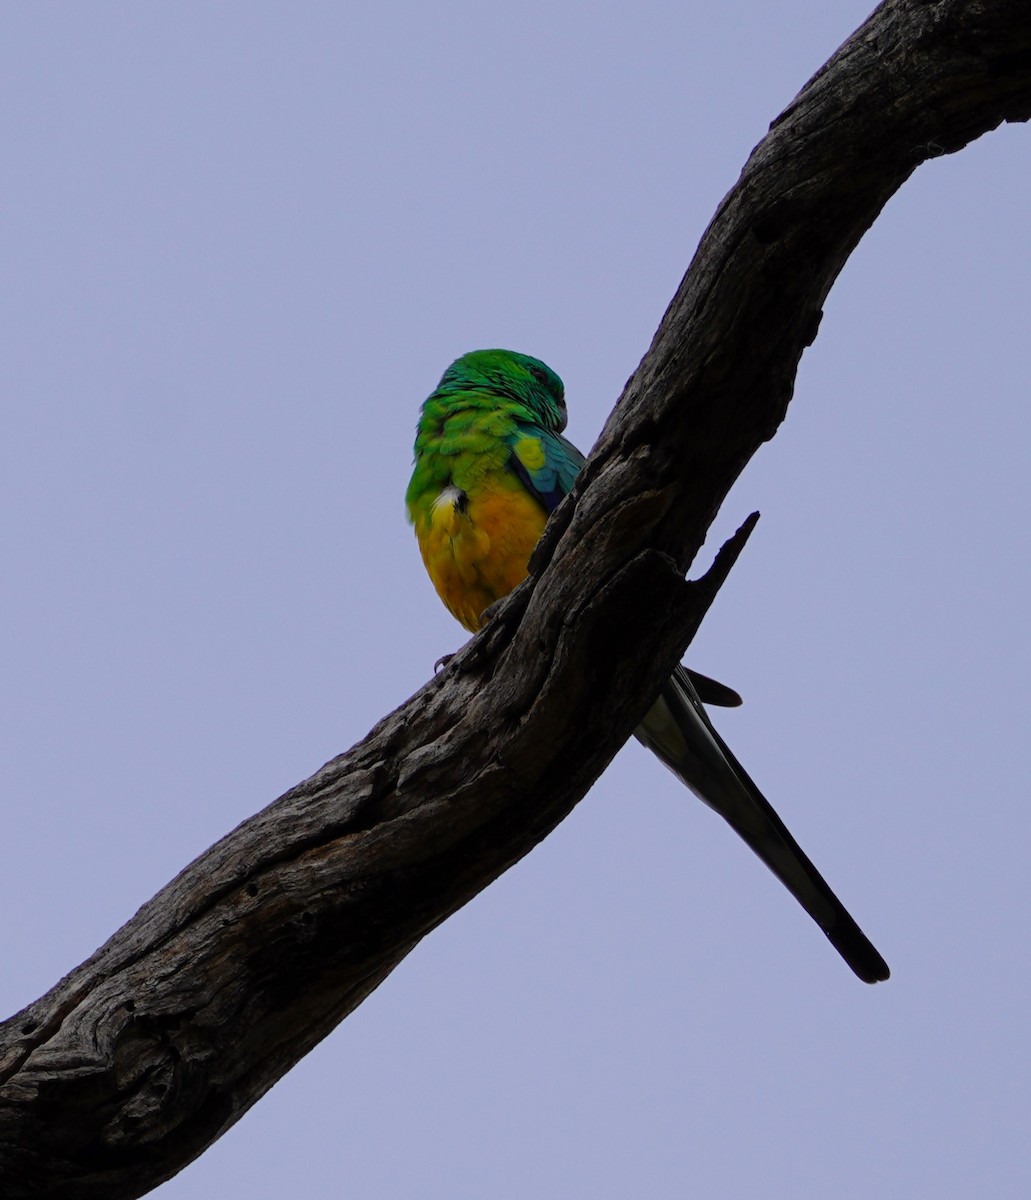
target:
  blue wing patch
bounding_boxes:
[507,426,586,513]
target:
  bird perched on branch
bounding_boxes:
[406,348,888,984]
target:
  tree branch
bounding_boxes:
[2,2,1030,1196]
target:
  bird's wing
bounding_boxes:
[505,426,586,514]
[637,664,889,983]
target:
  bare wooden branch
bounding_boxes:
[2,2,1029,1196]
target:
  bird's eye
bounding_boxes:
[530,366,548,385]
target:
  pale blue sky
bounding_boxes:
[3,2,1029,1196]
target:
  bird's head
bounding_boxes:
[436,349,567,432]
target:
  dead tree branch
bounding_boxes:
[2,2,1029,1196]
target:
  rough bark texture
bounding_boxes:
[2,2,1030,1196]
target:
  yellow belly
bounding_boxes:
[417,482,547,632]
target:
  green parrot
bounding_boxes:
[406,348,888,984]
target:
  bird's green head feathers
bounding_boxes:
[432,349,567,432]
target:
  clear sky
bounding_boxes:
[3,2,1029,1197]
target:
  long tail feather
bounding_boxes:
[637,666,889,984]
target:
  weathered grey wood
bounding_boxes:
[2,2,1029,1196]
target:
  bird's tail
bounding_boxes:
[636,666,889,984]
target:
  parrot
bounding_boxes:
[405,348,889,984]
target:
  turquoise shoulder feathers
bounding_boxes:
[507,426,585,514]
